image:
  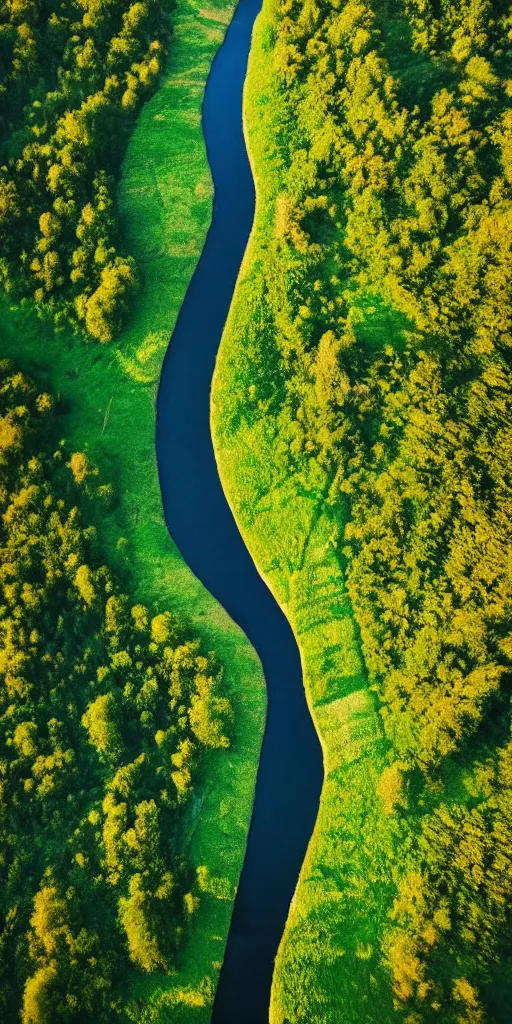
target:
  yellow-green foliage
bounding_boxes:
[0,363,232,1021]
[384,742,512,1016]
[0,0,173,341]
[212,0,512,1020]
[0,1,266,1018]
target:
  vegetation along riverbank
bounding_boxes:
[212,0,512,1021]
[0,1,265,1021]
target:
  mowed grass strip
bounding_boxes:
[0,1,266,1019]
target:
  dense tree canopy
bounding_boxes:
[224,0,512,1018]
[0,0,174,341]
[0,360,231,1021]
[263,0,512,771]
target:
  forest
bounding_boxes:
[266,0,512,776]
[2,0,512,1020]
[0,1,265,1019]
[212,0,512,1020]
[0,359,232,1022]
[0,0,173,342]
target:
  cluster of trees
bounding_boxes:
[384,739,512,1021]
[403,0,511,60]
[0,360,231,1022]
[0,0,173,341]
[265,0,512,753]
[251,0,512,1016]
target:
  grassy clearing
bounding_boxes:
[211,3,402,1021]
[0,0,266,1018]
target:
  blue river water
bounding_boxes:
[155,2,323,1020]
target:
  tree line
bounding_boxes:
[0,359,232,1022]
[245,0,512,1018]
[0,0,174,342]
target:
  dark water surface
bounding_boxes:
[156,2,323,1020]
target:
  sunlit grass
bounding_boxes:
[210,2,401,1021]
[0,1,265,1019]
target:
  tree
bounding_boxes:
[82,693,123,762]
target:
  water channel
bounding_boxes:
[156,4,323,1019]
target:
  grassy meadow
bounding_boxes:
[0,1,266,1019]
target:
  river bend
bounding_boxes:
[156,2,323,1020]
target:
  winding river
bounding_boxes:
[156,2,323,1020]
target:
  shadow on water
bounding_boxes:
[155,2,323,1020]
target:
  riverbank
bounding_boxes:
[212,0,512,1020]
[0,1,266,1018]
[211,1,396,1021]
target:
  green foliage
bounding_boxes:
[0,1,174,341]
[82,692,123,761]
[212,0,512,1020]
[0,361,232,1020]
[0,1,267,1015]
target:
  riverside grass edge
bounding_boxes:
[0,1,266,1019]
[211,1,392,1021]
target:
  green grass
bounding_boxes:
[0,1,266,1019]
[210,3,405,1021]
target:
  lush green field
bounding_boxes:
[0,1,266,1019]
[213,0,512,1021]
